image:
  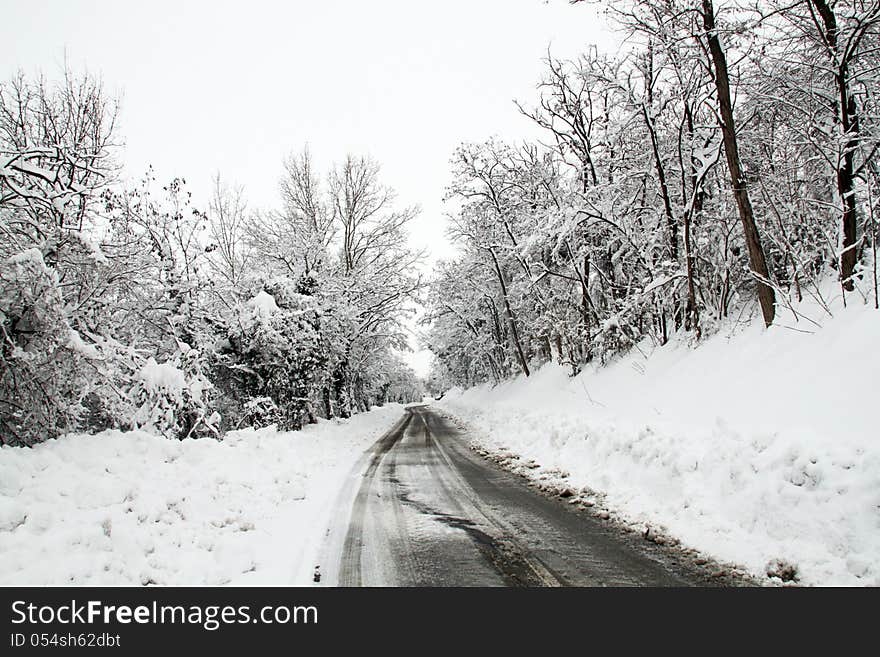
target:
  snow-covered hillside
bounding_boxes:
[438,295,880,586]
[0,405,402,585]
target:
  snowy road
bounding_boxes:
[325,405,725,587]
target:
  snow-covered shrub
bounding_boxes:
[127,349,217,440]
[218,280,328,430]
[239,396,282,430]
[0,244,216,444]
[594,315,634,364]
[0,249,94,445]
[765,558,799,584]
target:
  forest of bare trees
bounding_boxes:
[426,0,880,389]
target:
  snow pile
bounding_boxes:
[0,404,403,585]
[135,357,189,396]
[438,296,880,586]
[245,289,280,321]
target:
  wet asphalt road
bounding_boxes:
[332,405,732,587]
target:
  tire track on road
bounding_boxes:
[338,413,412,587]
[410,407,565,587]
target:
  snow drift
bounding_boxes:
[438,295,880,586]
[0,405,403,585]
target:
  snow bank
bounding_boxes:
[0,404,403,585]
[438,296,880,586]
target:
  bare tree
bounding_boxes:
[207,173,251,296]
[0,68,118,236]
[701,0,776,325]
[246,147,336,277]
[330,154,417,275]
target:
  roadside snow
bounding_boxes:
[0,404,403,585]
[438,294,880,586]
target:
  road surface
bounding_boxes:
[323,405,739,587]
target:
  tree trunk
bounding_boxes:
[483,297,508,377]
[331,357,351,418]
[702,0,776,326]
[641,87,678,263]
[683,102,702,337]
[810,0,860,291]
[322,386,332,419]
[488,247,530,377]
[354,377,369,413]
[581,253,592,361]
[644,101,682,331]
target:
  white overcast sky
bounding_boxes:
[1,0,619,374]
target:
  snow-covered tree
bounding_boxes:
[0,69,121,445]
[426,0,880,389]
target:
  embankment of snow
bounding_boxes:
[0,404,403,585]
[438,300,880,586]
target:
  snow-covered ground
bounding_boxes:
[438,290,880,586]
[0,405,403,585]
